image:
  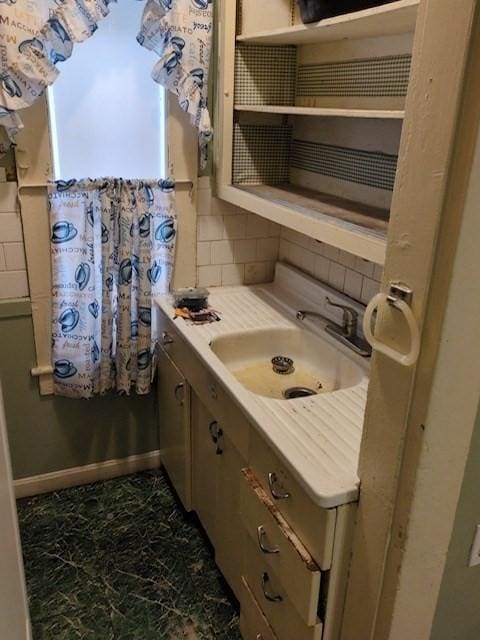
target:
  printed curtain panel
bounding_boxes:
[137,0,214,165]
[49,178,177,398]
[0,0,213,156]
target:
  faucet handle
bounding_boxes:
[326,297,358,337]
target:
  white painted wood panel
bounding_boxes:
[0,383,31,640]
[237,0,418,45]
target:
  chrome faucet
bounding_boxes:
[296,297,371,357]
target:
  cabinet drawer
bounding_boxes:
[158,309,249,458]
[243,534,323,640]
[249,428,336,569]
[240,577,278,640]
[240,468,321,626]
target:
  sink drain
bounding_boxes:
[271,356,295,375]
[283,386,318,400]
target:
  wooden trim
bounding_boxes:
[167,97,198,289]
[14,450,161,499]
[218,184,386,264]
[342,2,480,638]
[323,504,357,640]
[216,0,236,188]
[15,97,54,396]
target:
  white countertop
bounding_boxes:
[156,264,369,508]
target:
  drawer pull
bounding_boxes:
[261,572,283,603]
[256,636,264,640]
[208,421,223,455]
[268,472,290,500]
[162,331,174,345]
[174,383,184,406]
[257,526,279,555]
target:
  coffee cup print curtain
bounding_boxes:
[137,0,214,166]
[49,178,177,398]
[0,0,115,146]
[0,0,213,158]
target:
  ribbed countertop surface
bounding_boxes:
[156,274,369,508]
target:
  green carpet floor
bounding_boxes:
[16,470,241,639]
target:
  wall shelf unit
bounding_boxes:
[218,183,388,264]
[236,0,419,45]
[217,1,419,265]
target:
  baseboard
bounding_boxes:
[13,450,161,499]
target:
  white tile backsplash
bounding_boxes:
[329,262,346,290]
[198,215,225,241]
[344,268,363,300]
[221,263,244,286]
[0,211,24,242]
[196,180,280,287]
[279,226,384,305]
[234,238,257,264]
[197,264,222,287]
[0,182,29,300]
[211,240,235,265]
[196,241,211,266]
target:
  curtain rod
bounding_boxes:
[18,179,194,190]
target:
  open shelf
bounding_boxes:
[237,0,418,45]
[218,183,388,265]
[234,105,405,119]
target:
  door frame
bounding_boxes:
[342,1,480,638]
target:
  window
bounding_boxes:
[47,1,166,180]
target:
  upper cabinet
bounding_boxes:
[216,0,420,265]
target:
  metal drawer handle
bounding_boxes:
[208,421,223,455]
[174,383,184,406]
[268,472,290,500]
[261,572,283,603]
[256,635,264,640]
[257,526,279,555]
[162,331,174,345]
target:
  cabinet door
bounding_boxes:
[191,394,219,545]
[216,428,247,600]
[157,346,191,511]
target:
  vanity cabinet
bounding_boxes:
[156,312,355,639]
[191,396,218,544]
[190,390,248,599]
[156,345,191,511]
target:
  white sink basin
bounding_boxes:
[210,327,365,400]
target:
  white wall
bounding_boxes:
[0,182,28,300]
[196,177,281,286]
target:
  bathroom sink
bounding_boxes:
[210,327,365,400]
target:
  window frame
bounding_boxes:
[15,91,197,395]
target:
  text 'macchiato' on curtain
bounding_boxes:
[0,0,213,158]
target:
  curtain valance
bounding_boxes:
[0,0,212,156]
